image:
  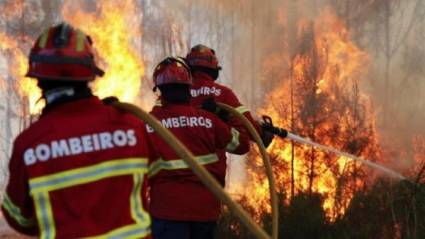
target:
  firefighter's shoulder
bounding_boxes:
[212,82,239,101]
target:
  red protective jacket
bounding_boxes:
[148,103,249,221]
[190,72,261,139]
[2,97,153,239]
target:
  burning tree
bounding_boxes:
[62,0,145,104]
[242,10,381,221]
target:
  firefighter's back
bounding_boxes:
[15,97,151,238]
[148,57,249,239]
[148,104,229,221]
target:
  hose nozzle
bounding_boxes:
[262,115,288,138]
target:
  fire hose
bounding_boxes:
[111,102,271,239]
[217,103,279,239]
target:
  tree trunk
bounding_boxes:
[186,0,193,48]
[308,23,319,195]
[290,61,295,199]
[383,1,391,125]
[250,1,257,104]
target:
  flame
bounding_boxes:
[412,136,425,182]
[243,9,381,220]
[1,0,144,116]
[0,31,43,114]
[62,0,144,103]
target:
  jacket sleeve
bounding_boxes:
[1,141,37,235]
[212,114,250,155]
[139,120,157,203]
[222,88,262,141]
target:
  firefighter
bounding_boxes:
[1,23,153,238]
[148,57,249,239]
[185,44,274,146]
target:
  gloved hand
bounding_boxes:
[102,96,119,105]
[260,124,275,148]
[201,98,230,122]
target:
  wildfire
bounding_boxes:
[1,0,145,117]
[412,136,425,182]
[0,31,43,115]
[243,9,381,220]
[62,0,145,103]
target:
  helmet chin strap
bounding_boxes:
[44,87,75,105]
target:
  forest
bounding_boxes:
[0,0,424,238]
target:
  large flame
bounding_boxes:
[243,9,381,220]
[62,0,144,103]
[1,0,145,117]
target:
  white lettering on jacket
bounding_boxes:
[23,129,138,166]
[191,87,221,97]
[146,116,213,133]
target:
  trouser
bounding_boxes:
[152,217,216,239]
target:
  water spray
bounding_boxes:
[262,116,406,180]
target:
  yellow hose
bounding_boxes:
[112,102,271,239]
[217,103,279,239]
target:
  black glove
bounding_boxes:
[260,124,275,148]
[201,98,230,122]
[102,96,119,105]
[261,115,288,138]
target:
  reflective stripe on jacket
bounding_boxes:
[148,104,249,221]
[2,97,153,239]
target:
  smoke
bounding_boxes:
[343,0,425,170]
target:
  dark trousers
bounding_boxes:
[152,217,216,239]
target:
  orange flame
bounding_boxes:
[62,0,145,103]
[412,136,425,181]
[243,9,381,220]
[0,31,43,114]
[1,1,145,116]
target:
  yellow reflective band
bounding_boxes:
[148,154,219,177]
[226,128,241,152]
[130,174,150,226]
[38,30,50,48]
[34,192,55,239]
[29,158,148,194]
[235,105,250,114]
[84,223,151,239]
[76,30,85,52]
[1,193,35,227]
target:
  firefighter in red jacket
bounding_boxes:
[185,44,274,146]
[1,23,153,238]
[148,57,249,239]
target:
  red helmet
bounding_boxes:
[26,22,104,81]
[153,57,192,90]
[186,44,221,70]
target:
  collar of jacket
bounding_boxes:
[41,96,103,117]
[192,71,214,82]
[161,101,192,107]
